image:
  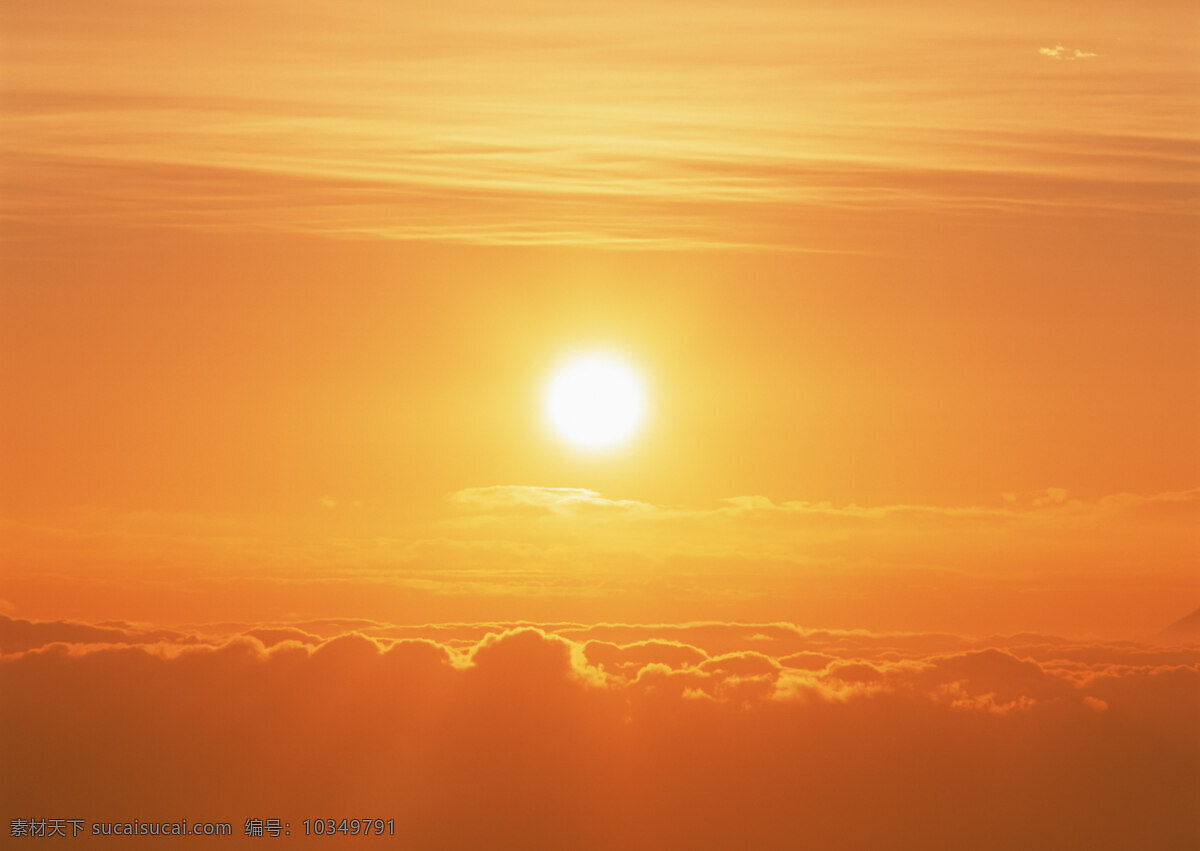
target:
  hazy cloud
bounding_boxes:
[3,488,1195,637]
[449,485,654,517]
[0,614,197,654]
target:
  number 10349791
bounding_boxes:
[302,818,394,836]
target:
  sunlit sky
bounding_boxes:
[1,0,1196,637]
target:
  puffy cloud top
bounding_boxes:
[2,615,1197,848]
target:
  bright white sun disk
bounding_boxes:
[544,353,645,449]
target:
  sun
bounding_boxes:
[544,352,646,450]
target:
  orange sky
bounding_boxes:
[2,0,1198,636]
[2,2,1199,847]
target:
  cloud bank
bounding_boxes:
[3,615,1196,848]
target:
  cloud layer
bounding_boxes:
[3,615,1196,848]
[3,1,1195,249]
[4,487,1196,637]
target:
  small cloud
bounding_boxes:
[721,495,777,511]
[243,627,322,648]
[448,485,652,517]
[1039,44,1098,60]
[318,496,337,509]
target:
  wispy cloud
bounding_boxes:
[449,485,655,516]
[1,2,1193,249]
[6,488,1194,635]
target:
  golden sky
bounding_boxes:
[2,2,1199,846]
[2,0,1198,638]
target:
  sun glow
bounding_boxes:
[544,353,646,450]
